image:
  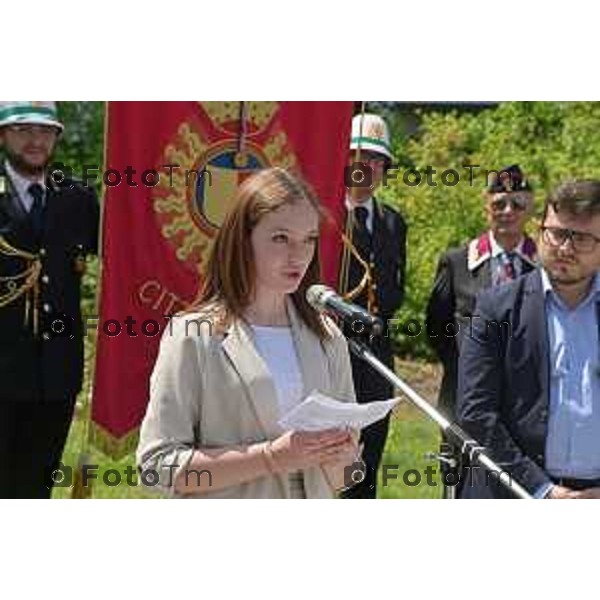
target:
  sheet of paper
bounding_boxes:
[278,391,402,432]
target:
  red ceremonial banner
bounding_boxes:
[91,101,353,456]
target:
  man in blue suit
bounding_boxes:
[457,180,600,499]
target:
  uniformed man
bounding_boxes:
[339,113,407,499]
[425,164,537,497]
[0,101,99,498]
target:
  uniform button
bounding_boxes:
[43,303,51,313]
[372,283,378,291]
[536,454,544,462]
[39,248,46,257]
[41,275,49,284]
[42,332,50,340]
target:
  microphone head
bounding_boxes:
[306,284,330,309]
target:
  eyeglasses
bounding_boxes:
[7,124,58,138]
[490,195,529,213]
[541,226,600,253]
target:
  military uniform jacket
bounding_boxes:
[425,231,537,416]
[0,164,99,402]
[344,198,407,322]
[341,199,406,403]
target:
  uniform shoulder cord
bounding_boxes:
[338,101,376,313]
[0,235,42,335]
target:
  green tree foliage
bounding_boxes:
[18,101,600,359]
[54,102,105,313]
[378,101,600,359]
[55,101,105,183]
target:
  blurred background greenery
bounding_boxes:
[376,101,600,358]
[53,101,600,359]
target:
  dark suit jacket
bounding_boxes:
[456,269,557,499]
[426,235,537,417]
[345,199,407,320]
[0,164,99,402]
[342,198,407,400]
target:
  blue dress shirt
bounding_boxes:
[535,269,600,497]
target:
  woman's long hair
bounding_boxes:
[196,167,330,339]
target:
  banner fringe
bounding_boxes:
[88,422,140,461]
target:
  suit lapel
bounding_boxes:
[476,259,492,289]
[221,303,333,499]
[371,199,385,258]
[221,300,330,429]
[42,176,61,243]
[0,168,29,230]
[464,260,491,314]
[466,233,492,294]
[522,270,549,405]
[221,319,281,437]
[287,298,329,397]
[286,300,335,498]
[0,166,52,249]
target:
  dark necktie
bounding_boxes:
[353,206,372,259]
[28,183,45,238]
[354,206,371,247]
[354,206,369,232]
[347,206,372,297]
[498,250,517,284]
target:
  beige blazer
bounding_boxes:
[136,299,357,499]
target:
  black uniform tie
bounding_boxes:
[354,206,369,231]
[28,183,45,238]
[354,205,372,250]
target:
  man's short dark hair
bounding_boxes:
[543,180,600,221]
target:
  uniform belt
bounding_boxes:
[553,477,600,491]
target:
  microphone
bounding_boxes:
[306,284,384,337]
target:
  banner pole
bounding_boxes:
[339,101,365,296]
[71,101,110,499]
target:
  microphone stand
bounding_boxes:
[347,338,533,500]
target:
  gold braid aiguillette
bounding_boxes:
[0,236,42,336]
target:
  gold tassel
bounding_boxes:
[71,453,93,499]
[0,236,42,333]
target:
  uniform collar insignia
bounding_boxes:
[467,232,492,271]
[467,231,538,271]
[519,236,538,266]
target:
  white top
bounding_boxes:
[4,159,45,212]
[251,325,304,418]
